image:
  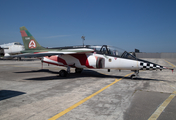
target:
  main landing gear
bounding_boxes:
[131,70,139,79]
[59,67,83,77]
[75,68,83,73]
[59,70,68,77]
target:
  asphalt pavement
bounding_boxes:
[0,58,175,120]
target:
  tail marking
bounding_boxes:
[20,26,46,50]
[29,40,37,49]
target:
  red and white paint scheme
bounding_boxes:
[42,50,140,70]
[38,45,171,78]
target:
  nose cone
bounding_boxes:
[139,61,164,71]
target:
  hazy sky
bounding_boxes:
[0,0,176,52]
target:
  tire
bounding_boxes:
[131,74,136,79]
[75,68,83,73]
[60,70,67,77]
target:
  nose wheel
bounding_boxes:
[131,70,139,79]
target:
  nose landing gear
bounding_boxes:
[131,70,139,79]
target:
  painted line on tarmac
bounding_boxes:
[148,60,176,120]
[48,72,133,120]
[148,91,176,120]
[164,60,176,68]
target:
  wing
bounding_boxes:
[4,48,94,58]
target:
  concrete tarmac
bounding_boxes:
[0,59,176,120]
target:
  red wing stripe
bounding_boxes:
[71,54,94,68]
[71,54,87,65]
[45,56,67,65]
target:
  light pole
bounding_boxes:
[81,36,85,46]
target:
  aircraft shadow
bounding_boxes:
[15,69,59,74]
[0,58,37,61]
[15,69,166,82]
[126,77,167,82]
[0,90,26,101]
[20,69,117,81]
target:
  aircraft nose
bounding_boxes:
[139,62,164,70]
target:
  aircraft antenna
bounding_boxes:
[81,35,85,47]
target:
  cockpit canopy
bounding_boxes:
[14,42,23,45]
[87,45,137,60]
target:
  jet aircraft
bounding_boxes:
[6,26,173,79]
[0,42,24,59]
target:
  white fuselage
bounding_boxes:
[43,53,141,70]
[87,53,140,70]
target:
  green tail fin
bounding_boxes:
[20,26,46,50]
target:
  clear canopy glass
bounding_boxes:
[87,45,137,60]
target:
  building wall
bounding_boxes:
[136,53,176,58]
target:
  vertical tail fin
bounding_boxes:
[20,26,46,50]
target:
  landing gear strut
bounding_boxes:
[131,70,139,79]
[59,68,83,77]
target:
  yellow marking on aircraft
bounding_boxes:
[48,72,133,120]
[148,91,176,120]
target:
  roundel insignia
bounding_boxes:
[29,40,37,49]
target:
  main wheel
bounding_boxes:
[17,57,21,61]
[59,70,68,77]
[75,68,83,73]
